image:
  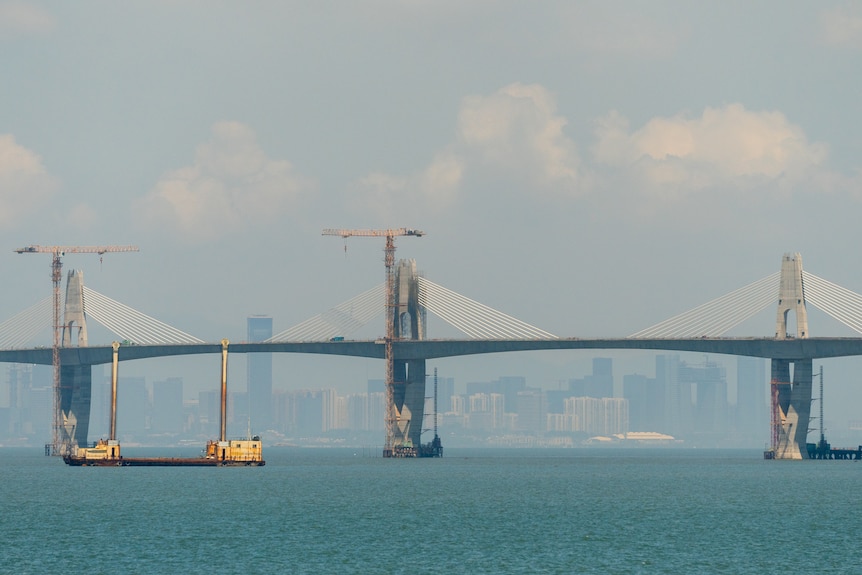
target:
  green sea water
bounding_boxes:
[1,447,858,574]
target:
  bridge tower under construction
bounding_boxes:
[59,270,94,450]
[769,253,813,459]
[386,259,438,457]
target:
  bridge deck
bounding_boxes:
[4,337,862,365]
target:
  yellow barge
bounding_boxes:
[63,437,265,467]
[63,340,264,467]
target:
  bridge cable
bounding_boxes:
[0,296,52,348]
[268,283,385,342]
[81,286,205,344]
[803,271,862,334]
[629,272,780,338]
[418,277,557,339]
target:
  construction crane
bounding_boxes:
[322,228,424,454]
[14,244,139,454]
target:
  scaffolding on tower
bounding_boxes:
[322,228,424,457]
[765,378,781,459]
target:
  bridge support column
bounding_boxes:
[54,270,93,450]
[59,364,92,448]
[771,358,812,459]
[388,358,426,454]
[383,259,433,457]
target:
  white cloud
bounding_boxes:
[0,134,56,227]
[0,1,55,37]
[349,82,579,219]
[350,88,837,222]
[592,104,828,196]
[457,83,579,188]
[136,122,315,242]
[350,151,464,221]
[820,4,862,49]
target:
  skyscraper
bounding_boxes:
[152,377,184,434]
[656,355,689,436]
[247,316,273,432]
[569,357,614,398]
[117,376,148,439]
[736,357,767,441]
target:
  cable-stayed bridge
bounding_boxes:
[3,254,862,459]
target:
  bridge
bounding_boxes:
[3,253,862,459]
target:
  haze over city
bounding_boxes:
[2,2,862,431]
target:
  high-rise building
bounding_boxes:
[467,376,526,413]
[516,388,545,433]
[656,355,690,436]
[294,390,324,436]
[682,360,727,434]
[3,364,30,437]
[247,316,273,432]
[736,357,767,441]
[117,376,148,439]
[152,377,184,434]
[229,391,249,433]
[198,390,219,437]
[26,385,52,439]
[591,358,614,397]
[438,376,454,415]
[569,358,614,398]
[623,373,653,431]
[90,379,111,439]
[563,396,628,435]
[655,355,729,439]
[346,392,385,431]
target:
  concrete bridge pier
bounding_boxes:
[390,358,426,451]
[59,363,92,448]
[59,270,93,449]
[769,254,813,459]
[384,259,430,456]
[771,358,812,459]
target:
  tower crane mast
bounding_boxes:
[14,244,139,454]
[322,228,424,454]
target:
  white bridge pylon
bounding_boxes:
[629,270,862,339]
[269,278,557,342]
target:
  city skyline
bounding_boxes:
[0,353,815,449]
[2,2,862,427]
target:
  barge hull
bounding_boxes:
[63,457,264,467]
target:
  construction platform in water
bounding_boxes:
[384,435,443,458]
[61,339,265,467]
[806,440,862,460]
[62,437,265,467]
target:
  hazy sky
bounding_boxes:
[3,2,862,425]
